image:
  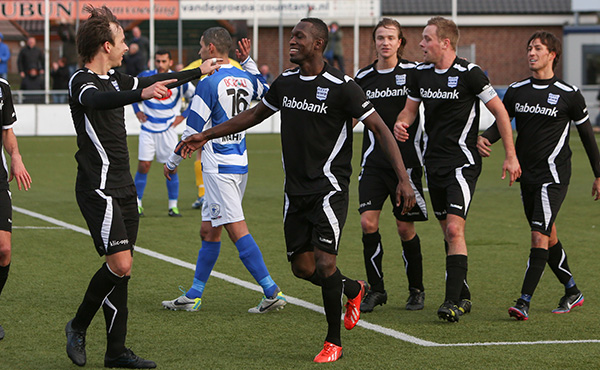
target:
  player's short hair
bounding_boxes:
[202,27,232,55]
[373,18,407,59]
[77,5,120,64]
[299,18,329,50]
[155,49,172,59]
[427,16,459,51]
[527,31,562,70]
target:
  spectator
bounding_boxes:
[324,22,345,74]
[20,68,44,104]
[17,37,44,80]
[58,19,78,76]
[130,26,149,67]
[124,43,145,77]
[259,64,274,84]
[51,57,70,103]
[0,33,10,80]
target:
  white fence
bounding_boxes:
[12,101,501,137]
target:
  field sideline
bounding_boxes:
[2,133,600,369]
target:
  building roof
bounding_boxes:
[382,0,572,15]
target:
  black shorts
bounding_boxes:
[283,191,348,261]
[358,166,428,222]
[426,164,481,220]
[520,182,568,236]
[76,186,139,257]
[0,189,12,232]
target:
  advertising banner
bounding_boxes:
[0,0,179,20]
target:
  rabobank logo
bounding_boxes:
[366,86,408,99]
[514,102,558,117]
[282,96,328,114]
[420,88,459,100]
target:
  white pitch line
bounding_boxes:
[13,206,600,347]
[13,226,67,229]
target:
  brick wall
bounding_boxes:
[255,25,563,86]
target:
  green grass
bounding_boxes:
[2,133,600,369]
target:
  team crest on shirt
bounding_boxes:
[447,76,459,88]
[316,86,329,101]
[395,74,406,86]
[111,80,120,91]
[547,93,560,105]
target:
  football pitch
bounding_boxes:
[2,133,600,369]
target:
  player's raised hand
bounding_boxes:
[394,121,410,142]
[199,58,222,76]
[236,38,252,62]
[477,135,492,157]
[141,79,177,100]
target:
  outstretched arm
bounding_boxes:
[138,58,221,89]
[363,111,416,214]
[177,101,275,158]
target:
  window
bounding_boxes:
[582,44,600,85]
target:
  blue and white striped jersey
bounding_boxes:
[181,59,268,174]
[132,69,195,133]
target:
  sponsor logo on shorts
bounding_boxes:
[358,200,372,208]
[450,203,463,210]
[109,239,129,247]
[319,237,333,245]
[532,221,543,226]
[7,218,11,224]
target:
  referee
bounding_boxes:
[176,18,415,363]
[394,17,521,323]
[478,31,600,321]
[64,5,219,368]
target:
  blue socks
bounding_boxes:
[166,172,179,202]
[135,171,179,204]
[186,241,221,299]
[186,234,278,299]
[236,234,278,298]
[134,171,148,200]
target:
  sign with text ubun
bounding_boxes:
[0,1,179,20]
[179,0,379,20]
[0,0,378,21]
